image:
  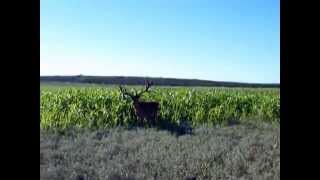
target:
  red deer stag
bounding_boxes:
[119,80,159,126]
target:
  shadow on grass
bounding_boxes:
[126,118,194,137]
[47,119,194,138]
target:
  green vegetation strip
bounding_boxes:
[41,87,279,130]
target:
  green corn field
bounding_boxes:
[40,86,280,130]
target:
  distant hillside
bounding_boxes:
[40,75,280,88]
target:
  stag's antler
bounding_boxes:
[119,80,154,99]
[119,84,135,99]
[137,80,153,97]
[145,80,153,92]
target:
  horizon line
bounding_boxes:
[40,74,280,85]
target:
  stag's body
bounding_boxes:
[133,101,159,125]
[119,81,159,126]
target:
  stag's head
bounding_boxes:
[119,80,153,103]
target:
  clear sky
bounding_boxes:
[41,0,279,83]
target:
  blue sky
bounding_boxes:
[41,0,279,83]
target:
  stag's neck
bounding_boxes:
[133,100,140,107]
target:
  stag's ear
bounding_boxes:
[119,88,124,99]
[134,88,141,98]
[119,85,126,99]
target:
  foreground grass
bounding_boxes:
[40,123,279,180]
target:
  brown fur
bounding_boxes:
[119,80,160,126]
[133,101,159,125]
